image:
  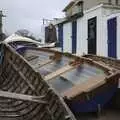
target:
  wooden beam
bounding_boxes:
[0,90,46,104]
[26,56,39,61]
[44,64,75,81]
[8,59,40,95]
[35,59,53,69]
[63,75,106,99]
[93,61,114,71]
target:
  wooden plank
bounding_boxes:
[44,65,75,81]
[0,90,46,104]
[3,44,78,120]
[93,61,114,71]
[62,75,106,99]
[60,75,75,85]
[26,56,39,61]
[35,59,53,69]
[8,59,40,95]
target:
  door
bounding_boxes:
[72,21,77,54]
[58,24,63,51]
[45,26,49,43]
[107,17,117,58]
[88,17,97,54]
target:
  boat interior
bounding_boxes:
[18,47,120,100]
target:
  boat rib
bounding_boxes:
[0,43,76,120]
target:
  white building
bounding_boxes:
[76,4,120,58]
[45,0,120,59]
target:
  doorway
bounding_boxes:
[72,21,77,54]
[88,17,97,54]
[107,17,117,58]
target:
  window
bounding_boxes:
[76,1,84,13]
[108,0,112,4]
[116,0,119,5]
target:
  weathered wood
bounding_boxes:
[63,75,106,99]
[8,58,40,95]
[93,60,115,71]
[83,54,120,70]
[44,64,75,81]
[0,90,46,104]
[1,43,120,119]
[26,56,39,61]
[35,59,53,68]
[0,43,77,120]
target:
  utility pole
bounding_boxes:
[0,11,6,34]
[42,18,53,25]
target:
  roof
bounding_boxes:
[75,0,83,6]
[63,0,83,12]
[63,1,75,12]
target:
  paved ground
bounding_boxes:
[75,109,120,120]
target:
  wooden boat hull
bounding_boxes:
[83,54,120,110]
[0,43,76,120]
[83,54,120,70]
[66,83,118,113]
[9,46,120,113]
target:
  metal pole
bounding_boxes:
[0,11,6,34]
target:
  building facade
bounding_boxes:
[45,0,120,59]
[79,0,120,10]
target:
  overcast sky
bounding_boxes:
[0,0,70,37]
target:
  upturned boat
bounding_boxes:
[0,43,76,120]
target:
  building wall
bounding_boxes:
[63,22,72,53]
[55,26,59,42]
[66,8,72,17]
[64,0,120,18]
[77,6,105,56]
[77,18,87,55]
[61,5,120,57]
[101,7,120,58]
[82,0,108,10]
[112,0,120,5]
[82,0,120,11]
[65,3,82,17]
[53,4,120,59]
[77,5,120,57]
[40,25,46,44]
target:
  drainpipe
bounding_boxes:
[116,0,118,5]
[0,11,6,34]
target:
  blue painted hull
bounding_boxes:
[16,46,27,54]
[68,85,117,113]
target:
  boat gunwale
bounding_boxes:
[17,46,115,76]
[14,46,120,100]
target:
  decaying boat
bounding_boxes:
[83,54,120,110]
[3,34,56,50]
[0,43,76,120]
[15,46,120,113]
